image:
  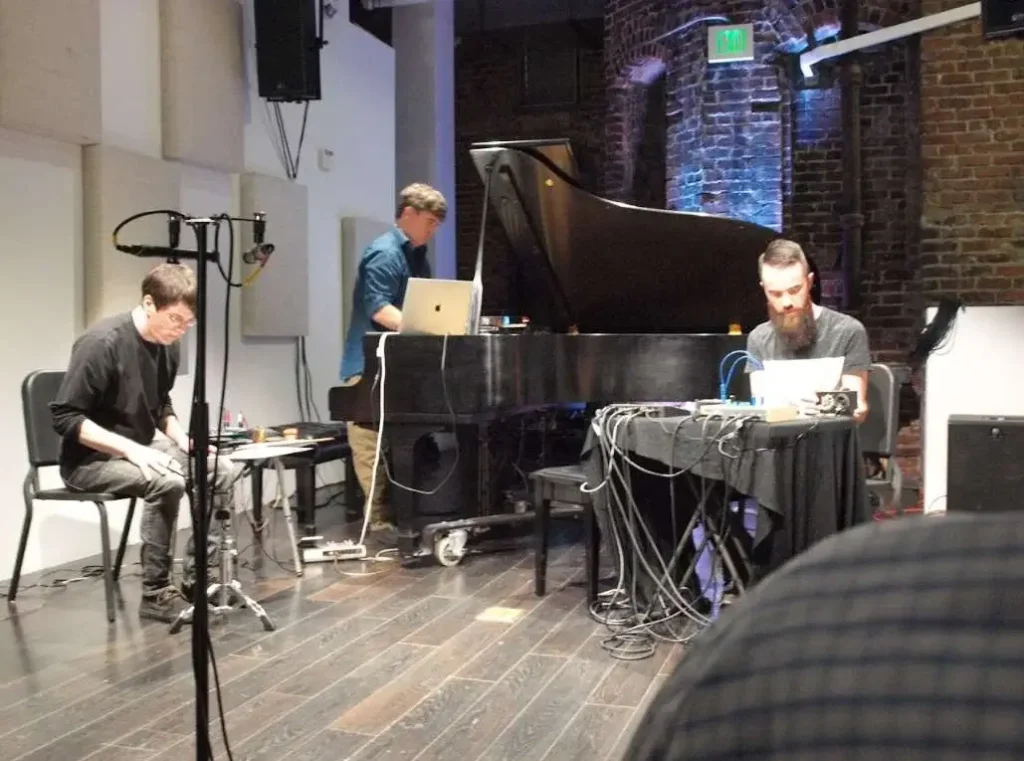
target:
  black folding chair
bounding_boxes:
[8,370,137,622]
[862,363,906,515]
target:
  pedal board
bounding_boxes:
[301,540,367,563]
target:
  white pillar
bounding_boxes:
[393,0,456,278]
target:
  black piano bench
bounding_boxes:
[251,439,357,537]
[529,464,599,605]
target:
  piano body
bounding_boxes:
[329,138,780,562]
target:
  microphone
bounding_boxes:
[115,244,194,259]
[253,212,266,245]
[168,216,180,249]
[242,242,275,265]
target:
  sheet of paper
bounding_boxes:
[756,357,844,406]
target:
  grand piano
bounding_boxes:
[329,138,782,561]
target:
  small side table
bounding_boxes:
[228,443,312,577]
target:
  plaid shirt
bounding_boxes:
[625,511,1024,761]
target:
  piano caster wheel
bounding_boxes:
[434,529,468,567]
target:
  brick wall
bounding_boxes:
[919,2,1024,305]
[453,24,605,313]
[790,36,923,356]
[676,0,787,230]
[453,2,1024,483]
[907,3,1024,486]
[605,0,925,474]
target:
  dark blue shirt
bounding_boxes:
[340,227,430,380]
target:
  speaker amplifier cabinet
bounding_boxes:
[253,0,321,101]
[982,0,1024,39]
[947,415,1024,513]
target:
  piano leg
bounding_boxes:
[387,422,489,560]
[387,425,435,556]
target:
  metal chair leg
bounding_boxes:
[534,497,551,597]
[583,502,599,606]
[94,502,116,623]
[113,498,137,580]
[9,493,34,603]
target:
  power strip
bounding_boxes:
[301,540,367,563]
[698,402,769,418]
[697,401,799,422]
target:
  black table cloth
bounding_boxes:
[582,413,869,574]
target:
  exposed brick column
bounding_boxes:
[603,0,670,202]
[664,24,707,211]
[604,80,631,200]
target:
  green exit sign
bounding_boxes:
[708,24,755,63]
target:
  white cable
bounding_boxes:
[350,333,456,556]
[355,332,389,547]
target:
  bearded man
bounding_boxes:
[745,238,871,423]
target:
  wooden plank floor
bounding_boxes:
[0,506,677,761]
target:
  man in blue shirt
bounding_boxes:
[340,183,448,530]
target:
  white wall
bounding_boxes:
[0,0,397,577]
[922,305,1024,515]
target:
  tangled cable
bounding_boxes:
[583,404,761,660]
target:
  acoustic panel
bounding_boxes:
[239,173,309,337]
[0,0,101,144]
[340,216,391,345]
[159,0,245,172]
[82,145,182,366]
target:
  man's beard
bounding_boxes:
[770,306,816,350]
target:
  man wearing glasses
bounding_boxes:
[50,263,239,624]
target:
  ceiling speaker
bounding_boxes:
[982,0,1024,39]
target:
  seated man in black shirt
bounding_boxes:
[50,263,240,624]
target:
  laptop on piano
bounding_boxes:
[399,278,476,336]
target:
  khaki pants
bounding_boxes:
[343,375,390,522]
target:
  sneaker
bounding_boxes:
[139,586,190,624]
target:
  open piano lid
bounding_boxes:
[470,138,782,334]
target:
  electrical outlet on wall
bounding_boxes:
[318,148,335,172]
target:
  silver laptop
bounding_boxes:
[399,278,475,336]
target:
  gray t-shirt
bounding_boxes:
[745,306,871,374]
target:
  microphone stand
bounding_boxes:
[187,217,212,761]
[113,210,267,761]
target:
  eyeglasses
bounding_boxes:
[167,312,196,329]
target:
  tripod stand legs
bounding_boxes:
[272,457,302,576]
[170,508,276,634]
[170,580,275,634]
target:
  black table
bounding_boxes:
[582,413,869,577]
